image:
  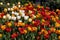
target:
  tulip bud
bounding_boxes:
[0,2,3,5]
[7,3,10,6]
[4,8,7,12]
[28,18,32,22]
[0,34,2,38]
[8,8,11,11]
[58,36,60,39]
[3,15,6,19]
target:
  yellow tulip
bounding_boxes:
[0,34,2,38]
[56,9,59,12]
[4,8,7,12]
[27,27,32,31]
[58,36,60,39]
[41,19,45,22]
[52,17,56,22]
[37,5,40,8]
[55,22,60,28]
[55,16,59,20]
[24,30,27,34]
[22,23,25,26]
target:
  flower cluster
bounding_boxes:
[0,2,60,40]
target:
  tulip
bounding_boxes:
[11,33,18,39]
[28,18,32,22]
[1,25,6,30]
[32,27,37,32]
[27,26,32,31]
[5,27,11,32]
[44,34,49,39]
[33,20,40,26]
[48,30,51,34]
[18,2,20,4]
[36,36,40,40]
[11,16,16,21]
[8,8,11,11]
[17,16,21,20]
[3,15,6,19]
[4,8,7,12]
[50,27,56,32]
[0,2,3,5]
[55,22,60,28]
[0,13,4,18]
[58,36,60,39]
[0,34,2,38]
[56,30,60,34]
[18,28,27,34]
[7,22,12,27]
[24,16,29,20]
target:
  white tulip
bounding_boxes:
[6,14,10,17]
[7,3,10,6]
[18,5,20,8]
[18,20,22,22]
[11,16,16,21]
[12,11,15,14]
[8,16,12,20]
[21,13,25,17]
[0,2,3,5]
[19,10,25,13]
[28,18,32,22]
[14,12,19,16]
[17,16,21,19]
[8,8,10,11]
[24,16,29,20]
[3,15,6,19]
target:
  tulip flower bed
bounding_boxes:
[0,2,60,40]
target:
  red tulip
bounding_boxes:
[0,13,4,18]
[42,7,45,11]
[44,21,50,26]
[18,28,25,34]
[32,11,35,14]
[44,34,49,39]
[41,11,45,16]
[5,27,11,32]
[48,30,51,34]
[50,11,55,16]
[11,33,18,39]
[57,20,60,24]
[33,20,40,26]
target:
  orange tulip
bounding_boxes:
[1,25,6,30]
[50,27,56,32]
[7,22,12,27]
[55,22,60,28]
[32,27,37,31]
[56,30,60,34]
[27,26,32,31]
